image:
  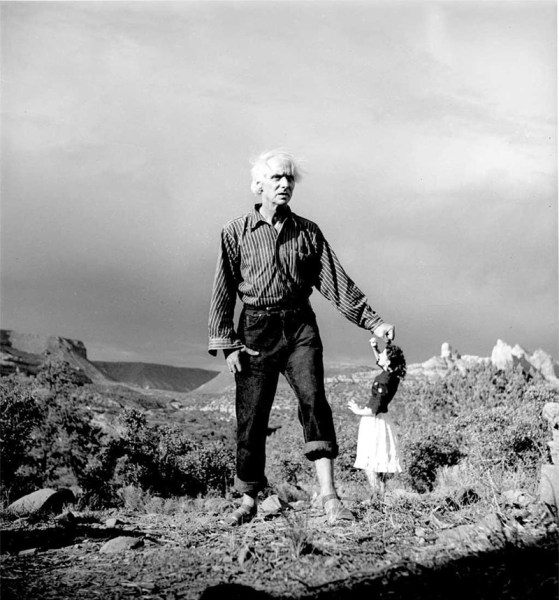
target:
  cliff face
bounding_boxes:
[0,330,106,381]
[0,330,88,358]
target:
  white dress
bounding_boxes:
[353,413,402,473]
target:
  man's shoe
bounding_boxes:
[322,493,355,525]
[222,503,257,526]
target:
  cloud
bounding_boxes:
[1,1,556,366]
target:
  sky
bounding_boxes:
[1,0,557,370]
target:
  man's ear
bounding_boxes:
[251,180,263,195]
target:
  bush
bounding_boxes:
[0,365,107,504]
[403,430,464,493]
[36,357,91,391]
[456,404,547,471]
[177,441,236,497]
[84,408,236,503]
[35,391,107,489]
[0,376,42,500]
[32,361,107,490]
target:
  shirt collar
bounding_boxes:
[249,204,294,230]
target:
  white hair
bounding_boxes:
[249,149,304,195]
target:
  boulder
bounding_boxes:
[99,536,144,554]
[105,517,121,529]
[260,494,288,516]
[6,488,75,517]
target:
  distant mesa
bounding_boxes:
[0,330,219,393]
[0,330,106,382]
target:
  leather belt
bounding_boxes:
[244,302,310,313]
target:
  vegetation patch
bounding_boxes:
[0,360,557,599]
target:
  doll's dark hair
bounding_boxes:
[386,343,407,379]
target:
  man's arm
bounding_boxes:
[208,228,244,356]
[314,228,393,337]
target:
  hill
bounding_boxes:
[0,330,218,393]
[93,361,217,393]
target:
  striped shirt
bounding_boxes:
[208,204,384,354]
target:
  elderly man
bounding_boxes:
[208,150,394,525]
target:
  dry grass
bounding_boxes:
[1,366,558,599]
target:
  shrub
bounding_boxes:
[32,362,107,490]
[0,366,107,503]
[456,404,548,471]
[0,376,42,500]
[85,408,236,503]
[176,441,235,497]
[403,430,464,493]
[34,391,107,488]
[36,357,91,391]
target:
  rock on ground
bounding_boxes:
[6,488,75,517]
[99,536,144,554]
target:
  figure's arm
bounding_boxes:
[369,337,380,362]
[347,399,373,416]
[314,229,394,339]
[208,228,244,356]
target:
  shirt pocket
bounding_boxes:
[295,251,318,284]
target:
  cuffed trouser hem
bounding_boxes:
[235,475,268,496]
[304,440,339,461]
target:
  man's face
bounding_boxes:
[260,157,296,208]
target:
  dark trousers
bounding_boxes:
[234,305,338,495]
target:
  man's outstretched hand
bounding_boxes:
[372,323,395,341]
[226,346,260,374]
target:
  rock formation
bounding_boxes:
[407,340,558,385]
[490,339,559,383]
[491,339,533,375]
[0,329,107,382]
[441,342,461,360]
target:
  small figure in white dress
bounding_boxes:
[348,338,407,500]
